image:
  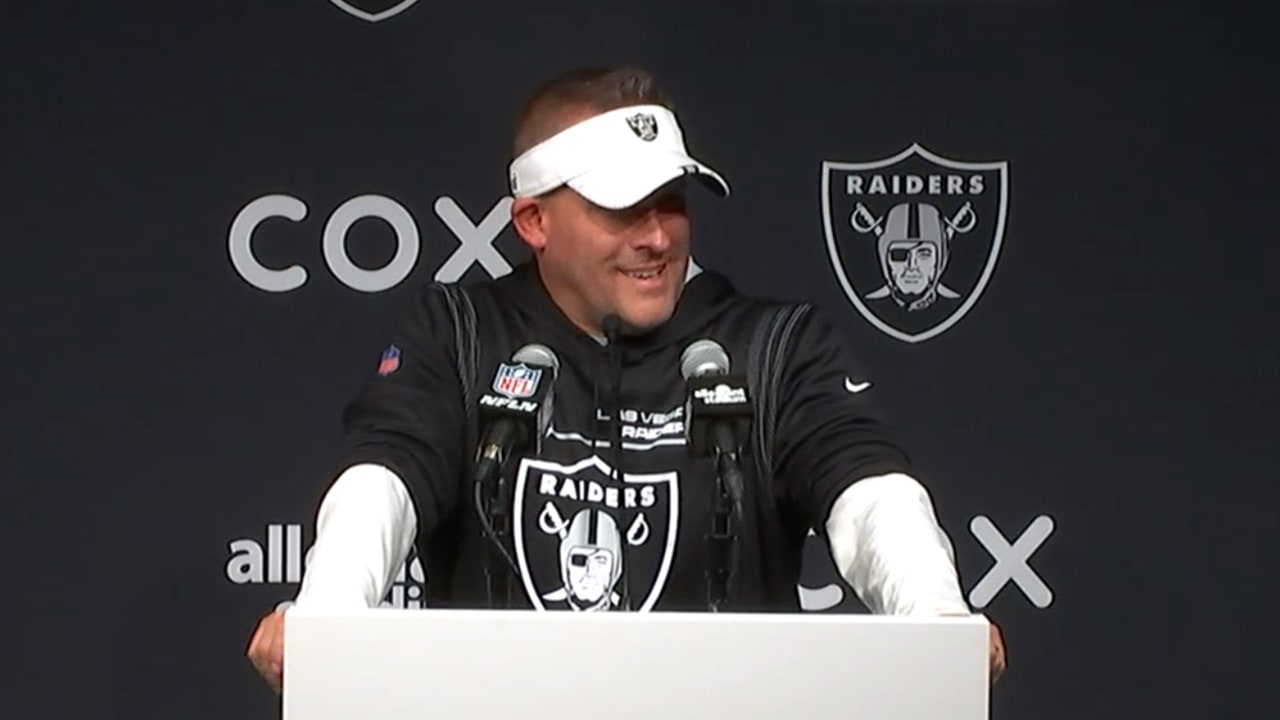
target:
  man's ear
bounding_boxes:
[510,196,548,253]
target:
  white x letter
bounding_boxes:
[434,196,513,281]
[968,515,1054,609]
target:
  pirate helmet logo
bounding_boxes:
[626,113,659,142]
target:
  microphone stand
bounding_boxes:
[475,438,514,609]
[706,424,745,613]
[472,345,560,611]
[681,346,751,614]
[492,469,513,609]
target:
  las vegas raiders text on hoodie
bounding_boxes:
[332,260,914,612]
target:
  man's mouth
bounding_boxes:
[620,264,666,282]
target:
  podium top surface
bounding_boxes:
[284,609,990,720]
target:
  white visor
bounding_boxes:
[508,105,730,210]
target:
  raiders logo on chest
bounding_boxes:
[509,402,690,612]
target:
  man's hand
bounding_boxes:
[941,613,1006,684]
[246,609,286,693]
[988,621,1007,684]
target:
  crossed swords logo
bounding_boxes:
[536,500,651,605]
[850,200,978,301]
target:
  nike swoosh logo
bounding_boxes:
[844,378,872,393]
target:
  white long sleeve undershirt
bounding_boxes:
[293,463,417,610]
[823,472,970,615]
[292,464,970,616]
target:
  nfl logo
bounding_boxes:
[493,362,542,399]
[377,345,401,376]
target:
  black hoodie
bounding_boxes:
[336,260,913,612]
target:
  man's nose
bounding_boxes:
[632,209,672,252]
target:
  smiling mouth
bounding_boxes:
[620,264,666,281]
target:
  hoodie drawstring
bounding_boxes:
[602,314,632,611]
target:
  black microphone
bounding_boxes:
[681,339,751,475]
[681,339,751,612]
[474,343,559,607]
[474,343,560,490]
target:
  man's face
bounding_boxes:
[531,183,691,335]
[887,240,939,295]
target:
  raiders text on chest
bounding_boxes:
[537,473,658,510]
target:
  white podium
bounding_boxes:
[283,608,990,719]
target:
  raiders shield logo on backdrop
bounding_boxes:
[512,456,678,612]
[326,0,419,23]
[822,143,1009,343]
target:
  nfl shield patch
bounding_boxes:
[376,345,401,376]
[493,362,542,399]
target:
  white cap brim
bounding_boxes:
[508,104,730,209]
[567,150,729,210]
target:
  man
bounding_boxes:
[246,64,1006,691]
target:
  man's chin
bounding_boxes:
[616,305,675,335]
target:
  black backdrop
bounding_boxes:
[3,2,1276,718]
